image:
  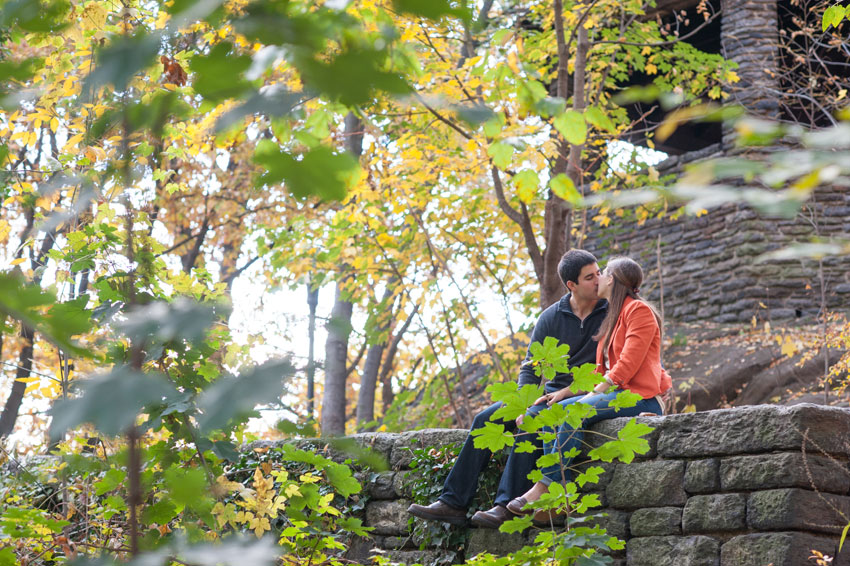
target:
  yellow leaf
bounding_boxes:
[645,63,657,75]
[781,336,798,358]
[10,257,25,266]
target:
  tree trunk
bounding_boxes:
[320,112,362,435]
[355,286,395,428]
[0,325,35,438]
[539,2,589,310]
[321,283,353,435]
[306,281,319,420]
[356,343,385,428]
[1,228,58,437]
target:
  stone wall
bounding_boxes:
[579,181,850,323]
[340,404,850,565]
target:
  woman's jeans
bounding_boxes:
[540,391,662,486]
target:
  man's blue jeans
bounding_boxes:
[439,385,561,509]
[540,391,662,486]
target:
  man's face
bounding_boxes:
[568,263,600,301]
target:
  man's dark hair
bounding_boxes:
[557,249,598,286]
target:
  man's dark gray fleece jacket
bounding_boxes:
[517,294,608,391]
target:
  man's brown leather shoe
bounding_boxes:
[470,505,512,529]
[407,500,468,526]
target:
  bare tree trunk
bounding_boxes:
[378,304,418,415]
[356,287,395,428]
[1,227,57,437]
[306,280,319,419]
[321,283,353,435]
[0,325,34,438]
[320,112,362,435]
[539,0,587,309]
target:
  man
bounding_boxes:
[408,249,608,529]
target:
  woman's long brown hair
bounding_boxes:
[593,257,663,357]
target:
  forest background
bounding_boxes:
[1,0,850,564]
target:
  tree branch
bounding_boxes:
[491,167,544,282]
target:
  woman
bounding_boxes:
[507,256,671,522]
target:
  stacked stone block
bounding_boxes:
[340,404,850,565]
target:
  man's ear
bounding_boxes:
[565,280,576,293]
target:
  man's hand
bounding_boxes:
[539,387,574,407]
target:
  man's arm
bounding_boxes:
[516,309,552,388]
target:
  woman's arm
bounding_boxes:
[606,303,657,388]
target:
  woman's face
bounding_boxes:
[598,267,614,299]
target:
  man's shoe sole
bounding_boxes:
[470,513,503,529]
[408,505,468,526]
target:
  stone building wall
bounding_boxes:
[338,404,850,565]
[579,178,850,323]
[590,0,850,323]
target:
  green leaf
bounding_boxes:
[553,110,587,145]
[575,466,605,488]
[513,170,539,203]
[487,142,513,169]
[0,546,16,566]
[823,4,846,30]
[515,440,537,454]
[83,32,161,93]
[196,360,295,433]
[216,88,305,132]
[571,363,603,393]
[190,42,253,102]
[536,453,561,469]
[254,142,359,201]
[486,381,519,404]
[296,47,410,106]
[549,173,581,204]
[0,0,69,33]
[587,419,653,463]
[574,493,602,514]
[534,402,568,429]
[212,441,240,462]
[325,462,361,497]
[0,507,69,538]
[338,517,373,537]
[491,383,544,421]
[142,499,178,525]
[94,468,126,495]
[584,106,617,133]
[529,336,571,380]
[500,514,533,534]
[391,0,471,21]
[0,58,41,90]
[471,421,514,452]
[564,402,597,429]
[0,273,90,356]
[164,466,209,512]
[454,102,495,125]
[576,553,612,566]
[609,389,643,410]
[118,298,222,345]
[840,521,850,551]
[325,437,388,471]
[49,367,178,440]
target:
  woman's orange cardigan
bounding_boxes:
[596,296,671,399]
